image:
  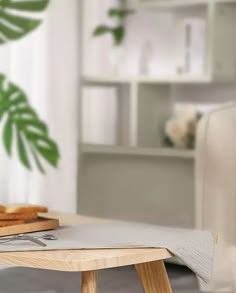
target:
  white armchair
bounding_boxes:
[196,103,236,292]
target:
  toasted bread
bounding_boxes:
[4,205,48,214]
[0,205,5,213]
[0,212,38,220]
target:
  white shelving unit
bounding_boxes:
[79,74,196,227]
[138,0,236,82]
[78,0,236,228]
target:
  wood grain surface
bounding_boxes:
[82,271,97,293]
[0,217,59,237]
[136,260,173,293]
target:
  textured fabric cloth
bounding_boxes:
[0,222,215,283]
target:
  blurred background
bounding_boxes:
[1,0,236,292]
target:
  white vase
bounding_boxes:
[139,40,154,75]
[109,46,124,75]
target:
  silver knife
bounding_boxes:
[16,234,47,247]
[0,234,47,247]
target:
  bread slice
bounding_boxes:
[0,205,5,213]
[4,205,48,214]
[0,212,38,220]
[0,220,26,227]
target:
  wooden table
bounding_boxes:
[0,213,173,293]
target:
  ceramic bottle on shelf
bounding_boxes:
[109,46,125,75]
[139,40,154,75]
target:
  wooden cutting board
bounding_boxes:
[0,217,59,237]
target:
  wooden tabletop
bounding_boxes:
[0,213,173,272]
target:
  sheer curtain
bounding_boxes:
[0,0,80,212]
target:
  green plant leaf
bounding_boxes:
[0,0,49,44]
[16,119,48,134]
[93,25,111,36]
[17,131,31,170]
[10,107,37,119]
[35,145,59,167]
[25,132,59,167]
[112,26,125,46]
[0,73,60,173]
[3,117,13,155]
[0,0,49,11]
[108,8,134,19]
[30,146,45,174]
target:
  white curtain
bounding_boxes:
[0,0,80,213]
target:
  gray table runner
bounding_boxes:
[0,222,215,283]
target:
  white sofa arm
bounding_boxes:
[195,103,236,292]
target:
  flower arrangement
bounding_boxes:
[164,109,202,149]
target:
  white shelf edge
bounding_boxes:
[138,75,212,84]
[82,75,212,86]
[83,76,134,85]
[80,143,195,159]
[138,0,208,9]
[138,0,236,10]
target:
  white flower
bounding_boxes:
[165,109,201,148]
[165,117,189,148]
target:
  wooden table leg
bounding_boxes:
[81,271,98,293]
[135,260,173,293]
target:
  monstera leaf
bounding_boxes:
[0,0,60,172]
[0,74,60,173]
[0,0,49,44]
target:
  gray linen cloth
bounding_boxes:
[0,222,215,283]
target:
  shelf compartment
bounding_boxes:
[80,143,195,159]
[79,143,195,227]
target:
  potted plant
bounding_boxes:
[0,0,59,173]
[93,0,134,74]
